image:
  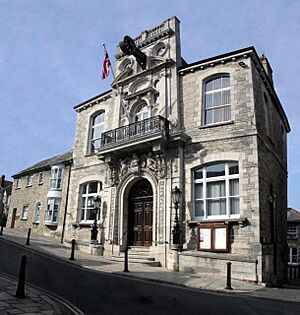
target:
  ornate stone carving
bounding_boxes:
[130,154,140,176]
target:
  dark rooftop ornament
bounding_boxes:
[119,36,147,70]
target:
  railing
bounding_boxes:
[99,116,170,149]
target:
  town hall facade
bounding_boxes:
[8,17,290,286]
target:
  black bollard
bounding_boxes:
[123,246,129,272]
[25,228,31,245]
[69,239,76,261]
[16,255,27,298]
[0,226,3,236]
[225,262,233,290]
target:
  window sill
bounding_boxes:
[20,218,28,221]
[26,185,32,188]
[187,217,247,226]
[38,182,44,185]
[199,120,234,129]
[33,221,39,225]
[44,221,58,226]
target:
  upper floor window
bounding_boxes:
[26,175,33,187]
[15,178,21,189]
[193,162,239,220]
[135,103,150,122]
[287,225,297,238]
[50,166,63,190]
[204,75,231,125]
[80,181,102,222]
[91,112,105,151]
[38,172,44,185]
[45,198,60,224]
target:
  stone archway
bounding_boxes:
[127,178,153,247]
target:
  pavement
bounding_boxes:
[0,227,300,314]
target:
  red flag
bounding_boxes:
[101,51,110,79]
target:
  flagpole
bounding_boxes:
[102,43,130,119]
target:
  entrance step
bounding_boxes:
[111,247,161,267]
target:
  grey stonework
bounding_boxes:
[8,17,290,286]
[7,154,72,241]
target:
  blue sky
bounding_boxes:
[1,0,299,209]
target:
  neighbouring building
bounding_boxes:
[8,151,72,240]
[8,17,290,286]
[0,176,13,227]
[287,208,300,279]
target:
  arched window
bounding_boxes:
[33,202,41,223]
[80,181,102,222]
[91,112,105,151]
[135,103,150,122]
[193,162,239,219]
[204,75,231,125]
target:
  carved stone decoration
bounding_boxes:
[146,152,157,172]
[168,114,178,127]
[158,180,165,244]
[130,154,140,176]
[155,153,166,178]
[172,157,179,174]
[108,187,116,244]
[119,158,128,179]
[110,166,117,186]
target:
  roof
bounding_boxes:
[178,46,290,133]
[287,208,300,223]
[73,89,112,110]
[13,150,73,178]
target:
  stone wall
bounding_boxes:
[8,164,71,241]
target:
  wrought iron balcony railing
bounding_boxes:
[98,115,170,150]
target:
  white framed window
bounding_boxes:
[33,202,41,223]
[38,172,44,185]
[50,166,63,190]
[26,175,33,186]
[45,198,60,224]
[204,75,231,125]
[91,112,105,151]
[80,181,102,222]
[193,162,240,220]
[15,178,21,189]
[21,205,29,220]
[287,225,297,238]
[288,247,298,264]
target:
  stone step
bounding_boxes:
[111,255,161,267]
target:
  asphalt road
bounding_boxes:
[0,237,299,315]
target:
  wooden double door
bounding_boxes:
[129,199,153,247]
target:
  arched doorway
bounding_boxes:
[128,178,153,247]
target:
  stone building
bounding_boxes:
[8,17,290,286]
[8,151,72,241]
[287,208,300,279]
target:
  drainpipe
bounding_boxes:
[61,162,72,244]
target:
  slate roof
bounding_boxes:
[287,208,300,223]
[13,150,73,178]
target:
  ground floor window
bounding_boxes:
[288,247,298,264]
[193,161,240,220]
[80,181,102,222]
[21,205,29,220]
[33,202,41,223]
[45,198,60,224]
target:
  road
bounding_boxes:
[0,237,299,315]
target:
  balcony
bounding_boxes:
[95,115,170,155]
